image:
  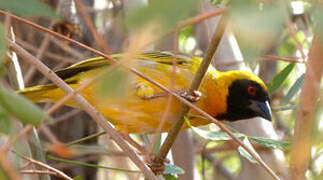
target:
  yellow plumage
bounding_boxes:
[18,52,268,134]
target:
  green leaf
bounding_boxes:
[0,0,59,19]
[249,136,290,150]
[187,117,245,140]
[272,105,297,112]
[281,74,305,105]
[191,126,244,141]
[125,0,197,31]
[163,174,179,180]
[73,176,83,180]
[48,155,140,173]
[66,131,106,146]
[0,106,11,134]
[267,63,295,94]
[238,137,258,164]
[0,87,49,125]
[164,164,184,175]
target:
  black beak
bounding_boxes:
[248,100,272,121]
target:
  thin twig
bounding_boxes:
[74,0,111,53]
[66,131,106,146]
[176,7,228,29]
[51,38,85,59]
[49,109,81,125]
[262,55,304,64]
[16,38,77,63]
[14,152,73,180]
[20,170,57,176]
[285,12,307,62]
[24,34,51,83]
[40,125,61,144]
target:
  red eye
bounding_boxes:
[248,86,256,95]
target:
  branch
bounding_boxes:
[289,33,323,179]
[14,152,73,180]
[74,0,111,53]
[262,55,304,64]
[176,7,228,29]
[153,13,229,164]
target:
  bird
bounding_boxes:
[17,51,272,134]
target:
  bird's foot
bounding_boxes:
[145,154,170,175]
[179,90,202,102]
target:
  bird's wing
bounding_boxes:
[55,51,202,80]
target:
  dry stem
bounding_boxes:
[74,0,111,53]
[14,152,73,180]
[289,33,323,180]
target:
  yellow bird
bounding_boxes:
[18,51,272,134]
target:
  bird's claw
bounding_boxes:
[145,154,170,175]
[180,90,202,102]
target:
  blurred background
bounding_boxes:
[0,0,322,180]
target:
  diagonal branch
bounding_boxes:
[14,151,73,180]
[74,0,111,53]
[153,13,229,164]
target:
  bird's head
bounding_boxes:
[215,71,272,122]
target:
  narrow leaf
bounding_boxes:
[186,117,245,140]
[281,73,305,105]
[249,136,290,150]
[0,106,11,134]
[238,137,259,164]
[0,0,59,19]
[267,63,295,94]
[164,164,185,175]
[272,105,297,112]
[191,126,244,141]
[0,87,49,125]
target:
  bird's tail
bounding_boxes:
[17,84,58,103]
